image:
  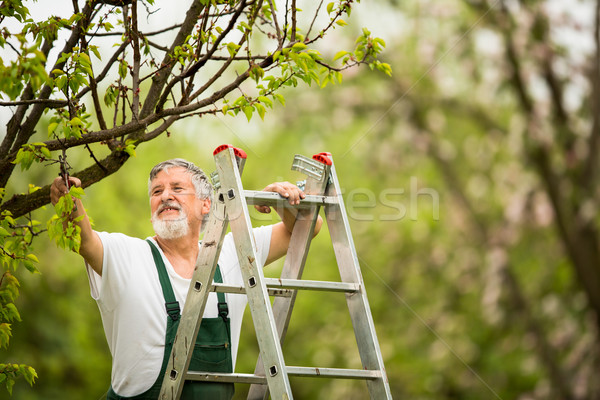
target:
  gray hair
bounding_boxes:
[148,158,213,230]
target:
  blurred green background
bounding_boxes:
[5,0,599,399]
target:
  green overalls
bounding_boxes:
[106,240,235,400]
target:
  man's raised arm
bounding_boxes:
[50,176,104,275]
[256,181,323,265]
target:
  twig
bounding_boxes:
[0,99,68,107]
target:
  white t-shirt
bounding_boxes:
[86,226,272,397]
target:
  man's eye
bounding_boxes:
[152,190,162,196]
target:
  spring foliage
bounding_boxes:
[0,0,389,394]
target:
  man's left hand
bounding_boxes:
[255,181,305,213]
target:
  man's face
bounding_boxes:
[149,167,208,238]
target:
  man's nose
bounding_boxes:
[160,188,176,200]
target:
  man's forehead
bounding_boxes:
[151,167,192,185]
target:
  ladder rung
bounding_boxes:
[210,283,292,297]
[186,372,267,384]
[287,366,382,380]
[244,190,338,209]
[185,367,381,383]
[264,278,360,293]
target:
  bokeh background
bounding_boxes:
[4,0,599,399]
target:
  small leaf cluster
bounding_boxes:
[0,195,42,278]
[333,28,391,76]
[0,185,40,395]
[53,48,94,98]
[47,186,85,253]
[0,363,37,395]
[0,0,29,23]
[48,109,92,140]
[0,33,48,100]
[12,143,52,172]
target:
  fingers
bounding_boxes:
[254,204,271,214]
[50,176,82,205]
[263,182,305,205]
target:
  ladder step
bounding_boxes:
[287,366,382,380]
[263,278,360,293]
[211,280,359,295]
[211,283,292,297]
[185,367,381,383]
[186,372,267,384]
[244,190,338,209]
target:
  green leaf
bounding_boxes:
[336,19,348,26]
[118,60,127,79]
[23,366,37,386]
[292,42,307,51]
[257,96,273,108]
[326,2,335,14]
[333,50,349,61]
[243,106,253,121]
[273,93,285,106]
[89,45,102,60]
[227,42,241,57]
[255,103,266,120]
[69,186,85,199]
[5,304,21,322]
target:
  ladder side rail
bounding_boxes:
[247,169,329,400]
[215,148,294,399]
[324,160,393,399]
[159,191,230,399]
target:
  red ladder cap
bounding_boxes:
[213,145,247,159]
[312,153,332,165]
[233,147,247,159]
[213,144,233,155]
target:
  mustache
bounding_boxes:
[158,201,181,212]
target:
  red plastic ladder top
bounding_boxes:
[312,152,332,165]
[213,144,247,159]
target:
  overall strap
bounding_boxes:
[146,239,228,321]
[213,264,229,321]
[146,240,180,321]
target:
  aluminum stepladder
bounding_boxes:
[158,144,392,400]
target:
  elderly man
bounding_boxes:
[50,158,321,400]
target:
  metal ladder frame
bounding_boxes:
[158,145,392,400]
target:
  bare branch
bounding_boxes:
[79,22,183,37]
[2,39,54,159]
[291,0,297,41]
[0,99,68,107]
[131,0,141,119]
[1,150,131,218]
[138,0,207,122]
[267,0,282,44]
[306,0,324,40]
[155,0,248,112]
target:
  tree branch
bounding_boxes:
[2,39,54,160]
[0,99,68,107]
[0,2,96,189]
[138,0,206,121]
[155,0,247,112]
[130,0,141,119]
[0,150,130,218]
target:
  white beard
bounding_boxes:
[151,207,189,240]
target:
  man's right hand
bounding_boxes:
[49,176,104,276]
[50,176,81,206]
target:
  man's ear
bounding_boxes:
[201,198,211,215]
